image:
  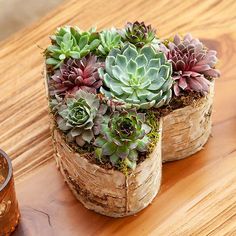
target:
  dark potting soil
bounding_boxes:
[154,91,204,118]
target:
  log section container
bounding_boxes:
[45,69,162,217]
[161,81,215,162]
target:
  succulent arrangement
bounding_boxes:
[45,22,220,173]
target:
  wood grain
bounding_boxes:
[0,0,235,235]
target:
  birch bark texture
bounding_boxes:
[51,126,162,217]
[161,81,215,162]
[44,67,162,217]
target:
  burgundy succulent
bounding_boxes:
[49,55,103,97]
[165,34,220,96]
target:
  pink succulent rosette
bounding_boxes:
[164,33,220,96]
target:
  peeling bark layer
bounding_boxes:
[161,81,215,162]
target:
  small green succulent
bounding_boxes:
[94,109,151,170]
[99,44,173,109]
[97,28,123,57]
[53,90,107,147]
[45,26,100,68]
[120,21,158,48]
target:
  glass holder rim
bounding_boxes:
[0,149,13,192]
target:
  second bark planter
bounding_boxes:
[161,81,215,162]
[159,33,220,162]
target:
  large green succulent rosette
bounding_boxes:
[94,109,151,170]
[98,44,173,109]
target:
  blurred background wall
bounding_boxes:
[0,0,64,41]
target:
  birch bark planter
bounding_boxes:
[45,67,162,217]
[43,22,220,219]
[50,124,162,218]
[161,81,215,162]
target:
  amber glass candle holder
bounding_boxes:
[0,149,20,235]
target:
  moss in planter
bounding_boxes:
[145,110,160,155]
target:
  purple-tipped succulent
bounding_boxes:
[121,21,157,48]
[49,54,103,97]
[165,33,220,96]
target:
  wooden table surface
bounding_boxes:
[0,0,236,235]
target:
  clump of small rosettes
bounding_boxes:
[49,54,103,97]
[163,33,220,96]
[97,28,123,57]
[45,26,100,68]
[120,21,157,48]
